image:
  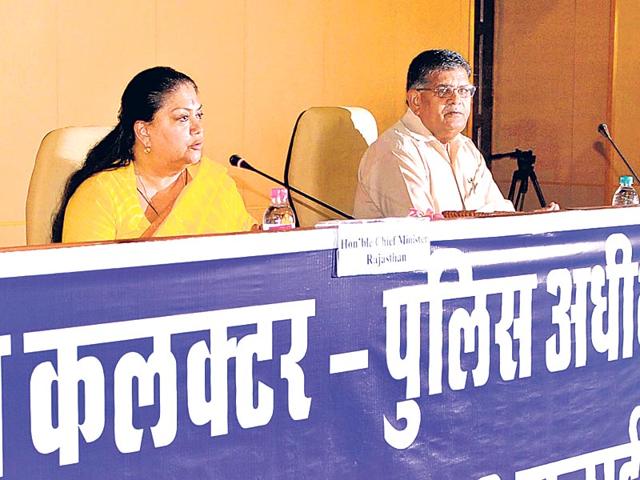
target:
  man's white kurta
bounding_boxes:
[354,109,514,218]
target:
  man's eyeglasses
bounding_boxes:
[416,85,477,99]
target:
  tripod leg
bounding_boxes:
[508,170,519,203]
[528,170,547,208]
[515,176,529,211]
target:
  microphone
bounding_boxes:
[229,154,252,170]
[598,123,640,184]
[229,154,354,220]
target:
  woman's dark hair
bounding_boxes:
[51,66,197,242]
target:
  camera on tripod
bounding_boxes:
[490,149,546,211]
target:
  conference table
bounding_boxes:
[0,207,638,479]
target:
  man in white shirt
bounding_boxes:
[354,49,514,218]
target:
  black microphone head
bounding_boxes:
[229,154,243,167]
[597,123,610,139]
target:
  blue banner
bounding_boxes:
[0,210,638,479]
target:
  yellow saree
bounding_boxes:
[62,157,255,243]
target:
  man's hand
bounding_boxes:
[534,201,560,213]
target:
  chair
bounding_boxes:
[26,126,112,245]
[283,106,378,227]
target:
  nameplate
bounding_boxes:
[336,219,431,277]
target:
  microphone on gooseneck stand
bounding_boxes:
[229,154,255,171]
[228,154,354,220]
[598,123,640,184]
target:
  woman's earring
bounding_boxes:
[144,145,151,154]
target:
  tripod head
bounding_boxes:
[491,149,536,171]
[489,148,545,210]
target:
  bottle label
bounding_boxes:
[263,223,294,232]
[270,187,289,205]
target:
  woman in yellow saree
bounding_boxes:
[52,67,255,243]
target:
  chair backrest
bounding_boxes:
[26,126,112,245]
[283,106,378,227]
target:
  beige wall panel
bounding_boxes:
[0,1,57,243]
[242,0,326,210]
[56,1,157,127]
[516,183,606,213]
[570,184,606,208]
[322,0,473,135]
[156,1,245,167]
[572,0,611,203]
[322,0,400,132]
[493,1,575,188]
[391,0,473,59]
[612,0,640,189]
[493,0,612,208]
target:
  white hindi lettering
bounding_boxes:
[382,248,537,450]
[188,300,314,436]
[0,335,11,478]
[604,234,638,361]
[114,332,176,453]
[383,284,422,450]
[479,405,640,480]
[23,299,314,466]
[545,267,573,372]
[545,234,640,373]
[26,333,105,466]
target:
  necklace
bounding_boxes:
[136,176,160,216]
[135,169,188,217]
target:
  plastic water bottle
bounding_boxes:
[612,176,640,206]
[263,187,296,230]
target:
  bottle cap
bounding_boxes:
[620,175,633,187]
